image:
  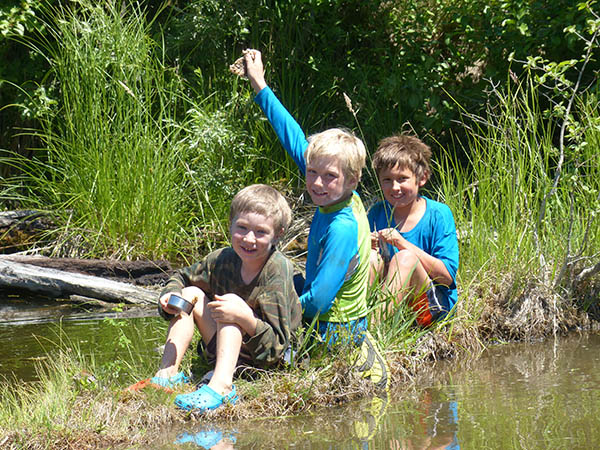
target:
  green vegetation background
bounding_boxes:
[0,0,599,318]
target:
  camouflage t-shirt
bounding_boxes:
[159,247,302,368]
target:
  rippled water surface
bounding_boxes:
[2,294,600,449]
[152,333,599,449]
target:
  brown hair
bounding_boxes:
[229,184,292,239]
[372,134,431,182]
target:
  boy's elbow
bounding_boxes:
[302,301,321,319]
[433,269,454,287]
[442,275,454,287]
[303,300,332,319]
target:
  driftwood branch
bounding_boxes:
[0,255,171,285]
[0,260,157,305]
[0,210,50,228]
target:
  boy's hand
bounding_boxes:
[370,231,380,250]
[244,49,267,94]
[378,228,407,250]
[159,293,180,316]
[208,294,257,334]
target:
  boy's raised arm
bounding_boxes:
[244,49,309,174]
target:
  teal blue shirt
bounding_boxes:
[255,86,370,322]
[368,197,459,315]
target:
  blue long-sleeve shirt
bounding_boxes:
[255,87,370,322]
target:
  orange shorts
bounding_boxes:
[411,291,434,326]
[410,283,445,326]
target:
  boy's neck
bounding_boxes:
[392,196,426,230]
[240,254,270,285]
[318,191,354,213]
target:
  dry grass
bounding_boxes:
[1,387,187,450]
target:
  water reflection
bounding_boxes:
[174,427,237,449]
[166,390,460,450]
[387,389,459,450]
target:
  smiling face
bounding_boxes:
[231,212,276,267]
[305,155,355,207]
[379,164,427,211]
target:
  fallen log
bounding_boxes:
[0,260,157,305]
[0,210,50,228]
[0,255,172,285]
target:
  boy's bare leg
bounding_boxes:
[384,249,430,314]
[206,322,242,396]
[155,287,216,379]
[155,310,195,379]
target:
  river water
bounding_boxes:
[2,295,600,449]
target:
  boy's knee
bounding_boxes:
[181,286,205,302]
[390,249,418,268]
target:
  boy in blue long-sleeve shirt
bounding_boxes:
[242,49,388,390]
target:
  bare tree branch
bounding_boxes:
[575,260,600,284]
[537,27,599,231]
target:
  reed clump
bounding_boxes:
[1,0,295,262]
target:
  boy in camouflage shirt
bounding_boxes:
[152,184,302,413]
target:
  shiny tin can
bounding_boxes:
[167,294,195,315]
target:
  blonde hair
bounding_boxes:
[229,184,292,238]
[372,134,431,182]
[305,128,366,189]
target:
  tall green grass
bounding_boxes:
[434,78,600,316]
[1,1,293,260]
[16,1,194,258]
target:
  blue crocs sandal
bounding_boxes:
[175,384,238,412]
[150,371,189,388]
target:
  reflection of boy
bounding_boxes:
[244,49,370,342]
[152,184,302,413]
[388,389,459,450]
[368,135,459,325]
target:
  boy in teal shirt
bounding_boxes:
[368,135,459,326]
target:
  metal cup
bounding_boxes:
[167,293,195,315]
